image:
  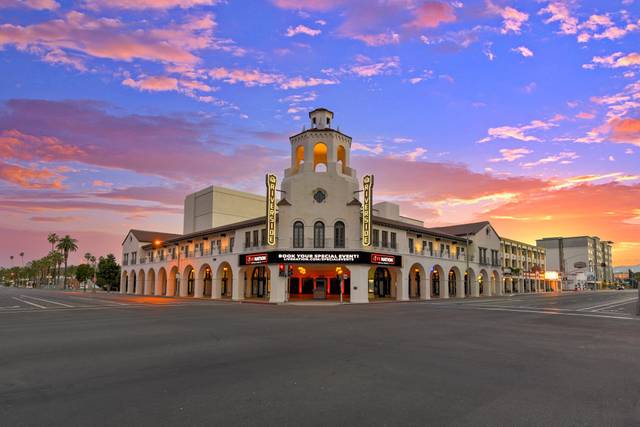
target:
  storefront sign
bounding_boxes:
[239,251,402,267]
[362,174,374,246]
[245,253,269,265]
[265,173,277,246]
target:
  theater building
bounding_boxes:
[120,108,554,303]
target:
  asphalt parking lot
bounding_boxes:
[1,287,638,426]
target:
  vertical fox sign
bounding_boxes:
[362,175,374,247]
[266,173,277,246]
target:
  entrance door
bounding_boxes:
[374,267,391,297]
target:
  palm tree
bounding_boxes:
[47,233,59,252]
[19,252,25,287]
[56,235,78,290]
[9,256,14,286]
[83,252,93,291]
[49,251,63,288]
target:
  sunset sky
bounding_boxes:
[0,0,639,266]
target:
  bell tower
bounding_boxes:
[277,108,362,249]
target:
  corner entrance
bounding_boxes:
[287,265,351,301]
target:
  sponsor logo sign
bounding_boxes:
[265,173,277,246]
[370,254,396,265]
[245,253,268,265]
[362,175,374,247]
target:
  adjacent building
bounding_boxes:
[536,236,614,290]
[121,108,561,303]
[500,238,551,293]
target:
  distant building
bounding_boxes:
[536,236,614,290]
[500,238,553,293]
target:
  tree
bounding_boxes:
[75,264,95,287]
[56,235,78,290]
[49,251,63,288]
[47,233,59,252]
[96,254,121,293]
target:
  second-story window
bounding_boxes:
[390,232,397,249]
[229,237,235,252]
[131,252,137,264]
[408,238,414,254]
[253,230,259,247]
[293,221,304,248]
[123,253,128,265]
[381,230,388,248]
[245,231,251,248]
[314,221,325,248]
[334,221,345,248]
[261,229,267,246]
[372,229,380,247]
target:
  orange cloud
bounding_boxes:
[0,162,64,189]
[610,118,640,146]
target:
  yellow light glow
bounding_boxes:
[544,271,559,280]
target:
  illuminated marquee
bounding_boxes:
[362,175,374,247]
[239,251,402,267]
[265,173,277,246]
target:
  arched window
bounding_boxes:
[314,221,325,248]
[295,145,304,172]
[293,221,304,248]
[334,221,345,248]
[337,145,346,174]
[313,143,328,172]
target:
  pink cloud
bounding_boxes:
[122,76,179,92]
[0,99,284,183]
[208,67,338,89]
[83,0,217,10]
[486,1,528,34]
[0,0,59,10]
[404,2,456,29]
[271,0,345,12]
[0,12,224,66]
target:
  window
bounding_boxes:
[428,241,433,256]
[210,240,215,253]
[123,253,128,265]
[390,232,397,249]
[245,231,251,248]
[334,221,345,248]
[314,221,325,248]
[445,244,450,258]
[381,230,388,248]
[229,237,235,252]
[261,229,267,246]
[372,229,380,247]
[253,230,259,247]
[313,189,327,203]
[293,221,304,248]
[131,252,137,264]
[408,238,414,254]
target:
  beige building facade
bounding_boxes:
[120,108,559,303]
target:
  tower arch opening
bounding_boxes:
[313,142,328,172]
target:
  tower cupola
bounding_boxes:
[309,108,334,130]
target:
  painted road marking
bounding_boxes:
[471,306,637,321]
[12,297,47,309]
[593,299,638,312]
[21,295,74,308]
[0,305,21,309]
[577,298,637,312]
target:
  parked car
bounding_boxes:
[617,285,625,290]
